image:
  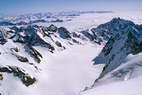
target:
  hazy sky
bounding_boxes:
[0,0,142,15]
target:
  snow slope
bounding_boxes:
[1,44,104,95]
[81,76,142,95]
[81,53,142,95]
[80,12,142,95]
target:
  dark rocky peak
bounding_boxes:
[57,27,71,39]
[110,18,134,26]
[10,25,55,51]
[38,24,58,37]
[47,24,58,32]
[91,18,136,43]
[0,28,7,45]
[29,24,58,37]
[97,18,135,30]
[81,30,95,41]
[16,25,37,36]
[72,32,81,38]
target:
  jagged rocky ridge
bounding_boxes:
[0,65,36,86]
[0,24,90,88]
[91,18,142,86]
[81,18,136,44]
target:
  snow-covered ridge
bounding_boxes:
[81,53,142,95]
[93,18,142,77]
[75,16,142,95]
[0,22,97,92]
[80,18,142,95]
[0,22,104,95]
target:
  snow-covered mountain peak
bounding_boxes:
[87,18,142,89]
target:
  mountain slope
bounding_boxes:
[0,22,103,95]
[93,18,142,79]
[81,18,142,95]
[81,53,142,95]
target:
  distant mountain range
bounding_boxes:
[0,11,113,26]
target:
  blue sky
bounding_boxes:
[0,0,142,15]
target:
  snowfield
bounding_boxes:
[81,53,142,95]
[81,76,142,95]
[36,44,104,95]
[1,44,104,95]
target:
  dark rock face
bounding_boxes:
[72,32,81,38]
[11,25,55,51]
[48,24,58,32]
[17,56,29,62]
[37,25,57,37]
[58,27,71,39]
[81,30,95,41]
[13,26,45,45]
[0,66,36,86]
[55,41,62,47]
[0,30,7,45]
[72,39,80,44]
[126,30,142,55]
[24,45,43,63]
[10,48,29,62]
[0,74,3,80]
